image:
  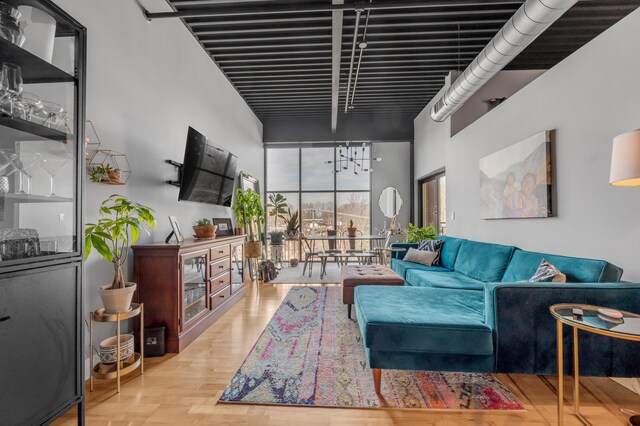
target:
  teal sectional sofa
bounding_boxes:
[354,236,640,393]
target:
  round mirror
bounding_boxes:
[378,187,403,218]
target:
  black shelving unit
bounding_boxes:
[0,1,86,425]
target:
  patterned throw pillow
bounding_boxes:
[417,239,443,265]
[404,248,438,267]
[529,259,567,283]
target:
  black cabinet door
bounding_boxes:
[0,262,81,425]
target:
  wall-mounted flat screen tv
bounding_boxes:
[178,126,237,206]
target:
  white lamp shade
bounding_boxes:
[610,129,640,186]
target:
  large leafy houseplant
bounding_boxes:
[267,193,288,230]
[232,188,264,243]
[85,195,156,312]
[403,223,437,243]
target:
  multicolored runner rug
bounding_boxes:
[219,286,524,410]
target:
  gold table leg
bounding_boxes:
[116,314,121,393]
[557,319,564,426]
[573,327,580,415]
[140,303,144,375]
[89,313,94,392]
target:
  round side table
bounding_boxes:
[549,304,640,426]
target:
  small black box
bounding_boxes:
[144,326,166,357]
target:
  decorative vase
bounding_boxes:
[347,227,357,250]
[99,282,136,314]
[327,229,337,250]
[193,225,216,239]
[107,169,122,184]
[245,241,262,259]
[0,176,9,193]
[235,227,245,236]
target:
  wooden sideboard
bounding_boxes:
[132,236,246,353]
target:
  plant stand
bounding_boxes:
[270,243,283,269]
[90,303,144,393]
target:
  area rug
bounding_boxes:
[219,286,524,410]
[269,263,341,284]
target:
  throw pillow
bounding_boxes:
[404,247,438,267]
[417,239,443,265]
[529,259,567,283]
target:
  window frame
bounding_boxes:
[264,145,373,258]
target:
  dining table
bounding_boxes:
[302,234,387,277]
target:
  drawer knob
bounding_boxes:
[0,315,10,322]
[219,280,224,284]
[218,250,224,254]
[219,265,224,269]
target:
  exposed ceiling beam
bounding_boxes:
[146,1,524,20]
[331,0,344,134]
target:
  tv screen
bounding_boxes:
[179,127,237,206]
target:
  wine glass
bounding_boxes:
[39,101,64,129]
[12,152,41,194]
[15,92,42,122]
[41,156,70,197]
[0,63,23,116]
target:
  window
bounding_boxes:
[265,146,372,259]
[419,170,446,235]
[266,148,299,191]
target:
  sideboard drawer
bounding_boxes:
[209,271,230,294]
[210,244,230,261]
[210,257,230,275]
[210,286,231,311]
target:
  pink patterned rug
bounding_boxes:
[219,286,524,410]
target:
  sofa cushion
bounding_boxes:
[417,239,443,264]
[454,240,516,282]
[354,286,493,356]
[529,259,567,283]
[406,270,485,291]
[404,248,438,266]
[438,236,465,270]
[391,258,452,279]
[502,250,623,283]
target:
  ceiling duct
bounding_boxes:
[430,0,578,122]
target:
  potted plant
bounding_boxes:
[267,193,288,231]
[284,209,299,239]
[232,188,264,259]
[347,219,357,249]
[193,218,216,239]
[85,195,156,313]
[403,223,437,243]
[269,230,284,246]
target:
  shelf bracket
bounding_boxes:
[166,159,182,187]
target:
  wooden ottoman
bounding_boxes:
[341,264,404,319]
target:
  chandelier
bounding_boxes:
[326,142,382,174]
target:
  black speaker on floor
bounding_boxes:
[144,326,166,357]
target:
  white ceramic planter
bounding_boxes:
[99,282,136,314]
[98,334,134,364]
[18,6,56,63]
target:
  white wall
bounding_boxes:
[51,0,263,347]
[414,8,640,281]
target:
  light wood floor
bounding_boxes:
[55,282,640,425]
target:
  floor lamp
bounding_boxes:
[609,128,640,426]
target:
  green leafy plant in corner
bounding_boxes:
[232,188,264,242]
[403,223,437,243]
[196,218,212,226]
[85,195,156,289]
[267,193,288,230]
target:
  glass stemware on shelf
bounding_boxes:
[0,62,23,116]
[38,100,65,129]
[12,151,41,194]
[41,156,70,197]
[15,92,42,121]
